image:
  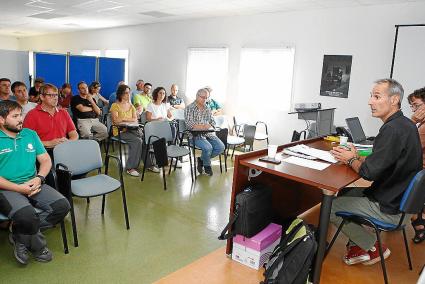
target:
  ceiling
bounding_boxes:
[0,0,422,37]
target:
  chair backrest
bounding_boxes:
[214,115,229,129]
[216,128,229,148]
[177,119,187,133]
[53,140,103,175]
[243,124,256,148]
[139,111,147,125]
[143,121,173,144]
[400,169,425,214]
[171,108,185,120]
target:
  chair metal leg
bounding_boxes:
[141,148,148,181]
[325,219,346,257]
[86,197,90,204]
[231,145,236,159]
[69,199,79,247]
[402,228,413,270]
[101,194,106,214]
[192,144,197,180]
[60,220,69,254]
[219,155,223,173]
[188,152,194,182]
[168,158,173,175]
[162,168,167,190]
[173,158,177,172]
[224,152,227,172]
[120,185,130,230]
[375,230,389,284]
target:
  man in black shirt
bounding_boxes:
[330,78,422,266]
[71,81,107,141]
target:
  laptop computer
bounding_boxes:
[345,117,374,145]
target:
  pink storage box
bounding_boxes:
[233,223,282,251]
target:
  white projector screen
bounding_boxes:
[390,25,425,117]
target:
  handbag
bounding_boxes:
[218,184,273,240]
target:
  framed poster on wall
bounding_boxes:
[319,55,352,98]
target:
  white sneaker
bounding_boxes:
[148,166,160,173]
[175,161,183,168]
[126,169,140,177]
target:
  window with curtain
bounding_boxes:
[185,48,228,102]
[238,47,295,111]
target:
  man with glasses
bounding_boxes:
[71,81,108,141]
[407,87,425,244]
[184,88,225,176]
[24,83,78,153]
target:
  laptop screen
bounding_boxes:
[346,117,367,143]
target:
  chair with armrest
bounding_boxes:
[141,121,193,190]
[326,169,425,284]
[53,140,130,247]
[254,121,269,145]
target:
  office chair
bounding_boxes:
[326,169,425,284]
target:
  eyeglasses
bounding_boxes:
[410,103,424,111]
[43,93,59,98]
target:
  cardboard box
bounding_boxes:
[232,223,282,270]
[232,238,280,270]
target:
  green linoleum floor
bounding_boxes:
[0,156,235,284]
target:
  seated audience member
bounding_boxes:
[330,79,422,266]
[184,88,225,176]
[132,79,144,97]
[89,81,109,108]
[11,81,36,119]
[146,87,173,122]
[204,86,222,116]
[407,87,425,243]
[29,77,44,103]
[0,78,15,101]
[23,83,78,153]
[71,81,108,141]
[0,100,70,265]
[58,83,73,109]
[168,84,185,109]
[133,82,153,115]
[109,81,126,106]
[110,85,143,177]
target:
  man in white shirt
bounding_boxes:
[11,81,37,119]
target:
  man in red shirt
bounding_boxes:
[23,83,78,151]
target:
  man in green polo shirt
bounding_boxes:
[0,100,70,265]
[133,82,152,116]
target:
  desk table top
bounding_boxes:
[239,139,360,192]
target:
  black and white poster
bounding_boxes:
[320,55,352,98]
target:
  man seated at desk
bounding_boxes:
[184,88,225,176]
[330,78,422,266]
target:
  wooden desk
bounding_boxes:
[226,137,360,284]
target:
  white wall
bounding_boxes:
[0,35,20,51]
[18,2,425,145]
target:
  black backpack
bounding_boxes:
[261,219,317,284]
[218,184,273,240]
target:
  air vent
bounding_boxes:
[28,13,67,19]
[139,11,174,18]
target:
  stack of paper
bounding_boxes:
[286,144,338,163]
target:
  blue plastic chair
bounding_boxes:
[326,169,425,284]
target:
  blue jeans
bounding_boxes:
[194,135,225,167]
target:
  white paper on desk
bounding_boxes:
[283,156,331,171]
[287,144,338,163]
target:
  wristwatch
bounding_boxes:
[36,174,46,184]
[347,157,359,167]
